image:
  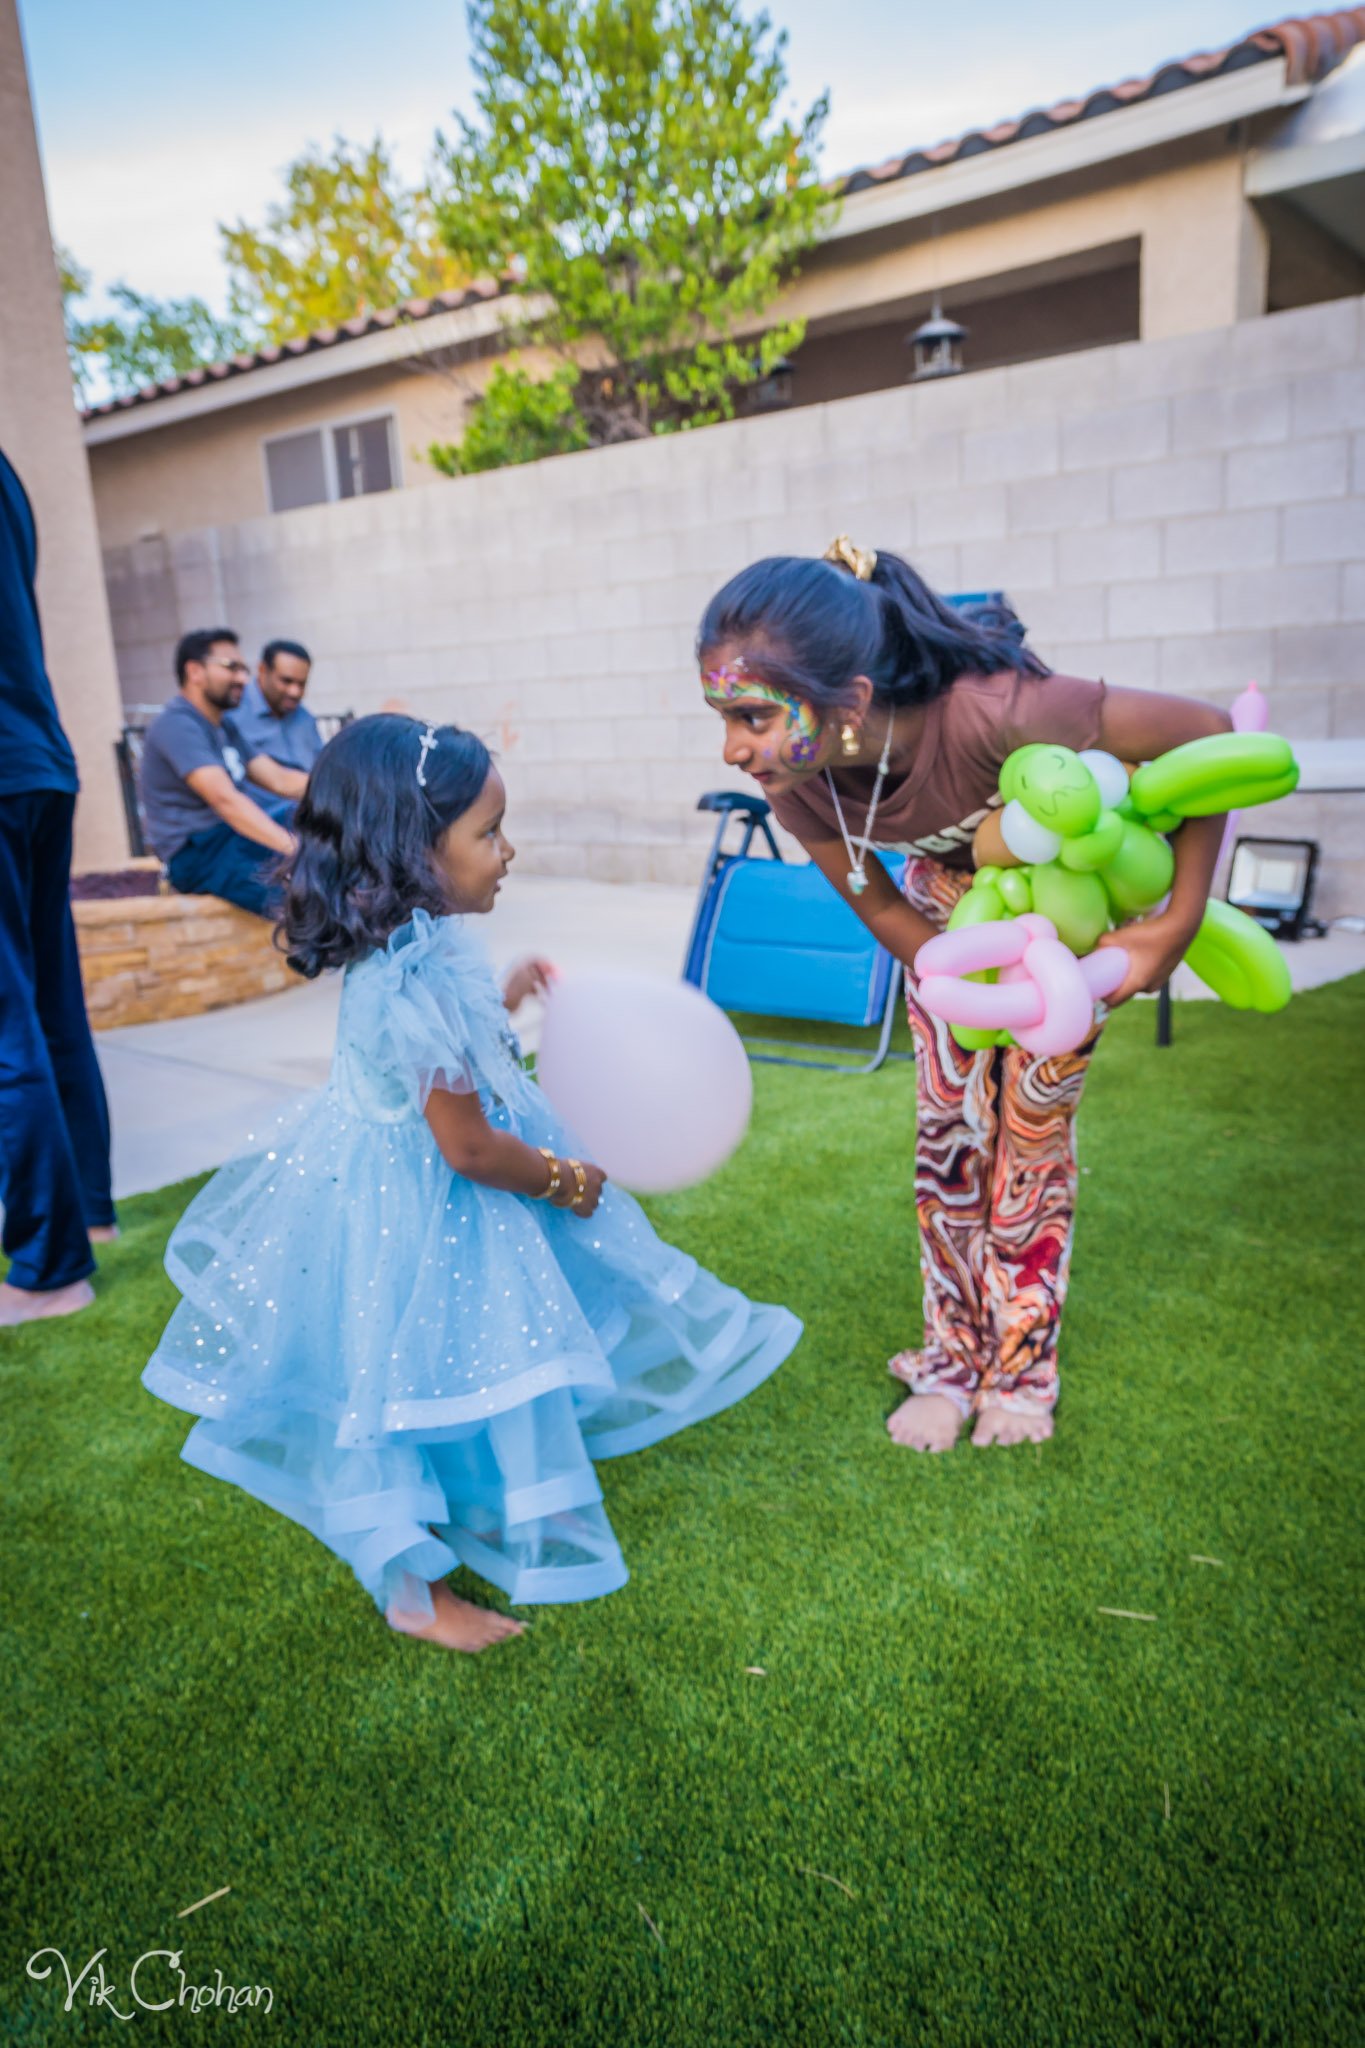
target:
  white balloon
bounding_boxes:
[535,972,752,1194]
[999,799,1062,866]
[1077,748,1129,810]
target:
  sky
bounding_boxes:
[23,0,1283,318]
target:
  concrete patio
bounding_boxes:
[95,874,1365,1200]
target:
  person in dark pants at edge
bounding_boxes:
[0,447,118,1328]
[139,628,300,915]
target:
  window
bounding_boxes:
[263,412,399,514]
[334,416,394,498]
[264,430,329,513]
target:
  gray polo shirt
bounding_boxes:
[138,697,269,861]
[231,675,322,771]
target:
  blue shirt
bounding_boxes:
[231,675,322,772]
[0,449,79,797]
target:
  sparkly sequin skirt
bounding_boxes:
[141,1086,800,1618]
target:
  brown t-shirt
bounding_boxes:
[769,668,1106,870]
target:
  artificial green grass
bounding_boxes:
[4,980,1364,2045]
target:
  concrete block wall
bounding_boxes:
[101,295,1365,913]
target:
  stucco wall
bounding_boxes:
[89,361,467,553]
[0,0,129,869]
[86,338,585,552]
[783,134,1266,345]
[100,295,1365,914]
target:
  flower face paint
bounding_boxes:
[702,660,824,770]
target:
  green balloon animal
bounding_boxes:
[941,733,1297,1050]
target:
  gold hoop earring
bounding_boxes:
[840,723,861,758]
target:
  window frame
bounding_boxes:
[260,407,402,514]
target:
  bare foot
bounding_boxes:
[88,1225,120,1244]
[972,1403,1054,1448]
[887,1390,967,1453]
[386,1581,524,1653]
[0,1278,95,1328]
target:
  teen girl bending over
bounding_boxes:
[697,539,1228,1453]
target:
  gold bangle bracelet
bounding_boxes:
[537,1146,561,1201]
[568,1159,588,1210]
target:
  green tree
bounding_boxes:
[433,0,831,462]
[56,244,94,398]
[221,135,467,342]
[59,247,249,403]
[429,360,589,475]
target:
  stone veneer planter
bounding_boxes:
[75,892,296,1029]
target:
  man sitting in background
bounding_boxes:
[232,637,323,775]
[139,628,299,918]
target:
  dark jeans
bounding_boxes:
[167,813,291,919]
[0,790,114,1291]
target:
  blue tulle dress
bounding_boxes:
[142,911,801,1620]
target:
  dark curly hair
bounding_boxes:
[697,548,1048,714]
[278,714,492,978]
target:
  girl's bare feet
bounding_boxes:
[0,1278,95,1328]
[972,1401,1054,1447]
[887,1390,967,1453]
[386,1581,524,1653]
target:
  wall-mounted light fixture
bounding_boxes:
[753,354,795,411]
[908,296,967,381]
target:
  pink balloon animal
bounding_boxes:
[1230,680,1269,733]
[1219,680,1271,871]
[915,914,1130,1056]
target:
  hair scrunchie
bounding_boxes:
[822,534,877,582]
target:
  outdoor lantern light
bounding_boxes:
[753,354,795,411]
[908,297,967,381]
[1227,836,1324,941]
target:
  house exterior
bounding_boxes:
[83,10,1365,558]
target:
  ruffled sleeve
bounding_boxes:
[342,911,490,1111]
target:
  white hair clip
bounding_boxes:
[415,724,438,788]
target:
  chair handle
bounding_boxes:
[696,790,772,819]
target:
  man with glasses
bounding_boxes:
[139,628,300,917]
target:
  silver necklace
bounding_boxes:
[824,713,895,897]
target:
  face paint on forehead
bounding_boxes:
[701,660,824,770]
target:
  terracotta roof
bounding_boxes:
[837,7,1365,196]
[81,276,512,421]
[82,8,1365,425]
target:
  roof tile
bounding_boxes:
[832,6,1365,195]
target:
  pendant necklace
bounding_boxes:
[825,712,895,897]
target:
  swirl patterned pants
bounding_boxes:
[897,856,1103,1416]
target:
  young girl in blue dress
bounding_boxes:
[142,715,801,1653]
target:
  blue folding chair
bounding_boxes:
[682,793,909,1073]
[681,590,1012,1074]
